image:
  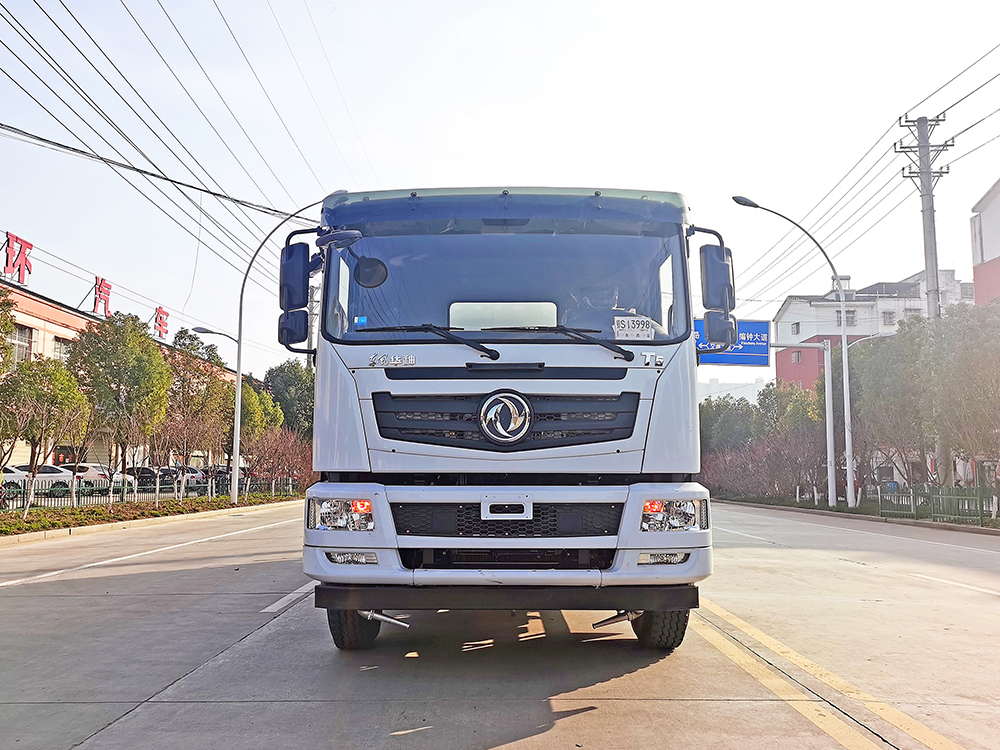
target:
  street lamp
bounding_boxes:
[733,195,857,508]
[224,200,324,505]
[192,326,238,344]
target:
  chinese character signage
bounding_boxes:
[94,276,112,316]
[3,232,33,285]
[154,306,169,338]
[695,319,770,366]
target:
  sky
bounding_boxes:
[2,0,999,385]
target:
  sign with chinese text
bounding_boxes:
[153,306,169,338]
[94,277,112,316]
[695,319,770,366]
[3,232,33,285]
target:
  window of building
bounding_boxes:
[791,350,802,364]
[836,309,857,327]
[791,322,800,335]
[961,283,975,300]
[876,465,894,482]
[905,308,922,319]
[52,337,72,363]
[11,324,33,363]
[882,311,896,326]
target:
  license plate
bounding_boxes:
[613,315,654,340]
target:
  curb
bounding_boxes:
[0,498,304,548]
[713,498,1000,537]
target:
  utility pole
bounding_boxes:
[897,117,954,486]
[305,283,320,369]
[896,115,953,320]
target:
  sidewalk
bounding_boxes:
[0,498,304,548]
[713,498,1000,537]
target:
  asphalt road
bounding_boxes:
[1,501,998,750]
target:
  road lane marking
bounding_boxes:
[701,596,968,750]
[0,519,298,589]
[714,526,780,543]
[261,580,317,612]
[717,508,1000,556]
[690,617,883,750]
[909,573,1000,597]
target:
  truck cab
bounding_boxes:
[278,187,736,650]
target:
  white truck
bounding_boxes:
[277,187,736,651]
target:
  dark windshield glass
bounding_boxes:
[323,220,688,345]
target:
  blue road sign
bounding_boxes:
[694,319,770,366]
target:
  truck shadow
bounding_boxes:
[319,607,674,749]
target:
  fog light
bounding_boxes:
[326,551,378,565]
[640,499,707,532]
[638,552,690,565]
[308,498,376,531]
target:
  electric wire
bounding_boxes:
[148,0,299,207]
[209,0,327,192]
[907,40,1000,113]
[0,14,280,289]
[302,0,381,187]
[265,0,359,188]
[48,0,286,277]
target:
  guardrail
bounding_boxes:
[0,477,301,511]
[876,484,998,526]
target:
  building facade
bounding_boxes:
[2,278,236,468]
[971,177,1000,304]
[773,270,972,389]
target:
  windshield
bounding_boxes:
[322,215,689,347]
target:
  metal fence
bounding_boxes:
[876,484,998,526]
[0,476,301,512]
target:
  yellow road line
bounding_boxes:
[690,618,883,750]
[701,597,967,750]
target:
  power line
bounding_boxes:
[302,0,381,187]
[265,0,359,188]
[908,40,1000,112]
[0,15,280,290]
[210,0,327,192]
[0,122,301,220]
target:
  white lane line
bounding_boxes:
[716,507,1000,556]
[0,519,298,589]
[910,573,1000,597]
[261,580,317,612]
[714,526,778,543]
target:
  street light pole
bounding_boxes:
[224,200,323,505]
[733,196,857,507]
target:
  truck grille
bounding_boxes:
[398,548,616,570]
[390,502,623,537]
[372,392,639,451]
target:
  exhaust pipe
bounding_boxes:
[592,610,643,630]
[358,610,410,629]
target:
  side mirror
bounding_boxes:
[700,244,735,313]
[704,310,737,347]
[278,309,309,346]
[279,242,309,311]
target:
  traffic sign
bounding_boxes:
[694,319,770,366]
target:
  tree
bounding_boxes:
[699,395,757,455]
[68,314,172,477]
[0,286,14,374]
[264,359,314,438]
[1,359,89,517]
[156,328,231,467]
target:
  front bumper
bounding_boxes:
[314,582,699,612]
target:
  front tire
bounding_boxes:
[327,609,381,650]
[631,609,690,651]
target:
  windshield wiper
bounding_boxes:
[359,324,500,360]
[483,325,635,361]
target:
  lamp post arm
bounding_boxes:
[229,199,324,505]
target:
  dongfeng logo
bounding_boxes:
[479,391,532,444]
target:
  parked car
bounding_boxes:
[1,465,29,489]
[178,466,205,483]
[14,464,75,484]
[124,466,176,488]
[58,462,112,484]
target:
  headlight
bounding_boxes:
[307,498,376,531]
[640,499,708,532]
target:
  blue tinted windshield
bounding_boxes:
[322,195,689,346]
